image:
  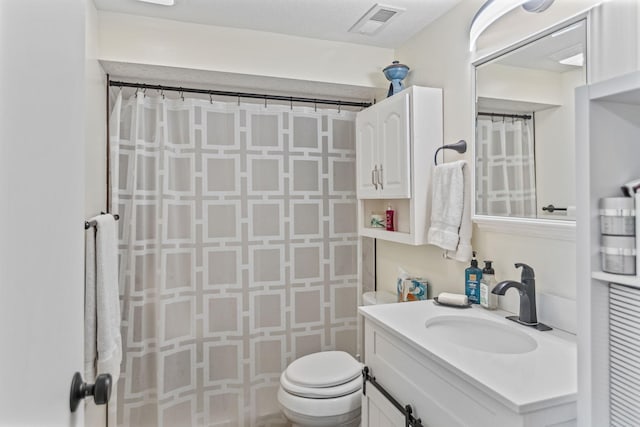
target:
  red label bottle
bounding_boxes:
[385,204,395,231]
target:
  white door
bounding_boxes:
[356,106,380,198]
[0,1,86,425]
[377,92,411,198]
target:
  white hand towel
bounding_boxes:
[427,160,473,262]
[84,214,122,385]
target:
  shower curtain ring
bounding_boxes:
[142,88,147,98]
[338,101,341,114]
[314,101,317,112]
[237,95,240,106]
[264,95,267,108]
[179,90,184,101]
[161,89,165,100]
[209,94,213,104]
[290,97,293,110]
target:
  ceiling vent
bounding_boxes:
[349,4,404,35]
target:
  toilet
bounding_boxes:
[277,291,396,427]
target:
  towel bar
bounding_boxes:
[434,140,467,165]
[84,212,119,230]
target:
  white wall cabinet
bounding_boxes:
[356,86,443,245]
[356,92,411,199]
[576,70,640,426]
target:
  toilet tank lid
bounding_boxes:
[284,351,362,388]
[362,291,396,305]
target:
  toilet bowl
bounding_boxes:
[277,351,362,427]
[278,291,396,426]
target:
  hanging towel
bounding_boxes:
[84,214,122,384]
[427,160,473,262]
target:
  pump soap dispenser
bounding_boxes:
[480,261,498,310]
[465,252,482,304]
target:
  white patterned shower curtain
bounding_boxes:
[109,91,359,426]
[475,116,536,217]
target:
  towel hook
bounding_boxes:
[434,140,467,165]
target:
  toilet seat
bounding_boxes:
[277,386,362,418]
[278,351,363,426]
[284,351,362,388]
[280,371,361,398]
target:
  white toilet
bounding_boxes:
[277,291,396,427]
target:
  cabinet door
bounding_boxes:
[377,92,411,198]
[356,107,379,198]
[361,386,405,427]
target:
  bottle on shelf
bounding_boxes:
[385,204,395,231]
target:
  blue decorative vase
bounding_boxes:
[383,61,410,97]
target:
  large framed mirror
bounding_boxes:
[472,18,587,239]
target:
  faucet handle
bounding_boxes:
[514,263,535,280]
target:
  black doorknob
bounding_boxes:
[69,372,112,412]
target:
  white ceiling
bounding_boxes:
[93,0,462,48]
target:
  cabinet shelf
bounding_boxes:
[359,227,415,245]
[591,271,640,289]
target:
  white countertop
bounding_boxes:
[358,300,577,414]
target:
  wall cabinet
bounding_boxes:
[356,92,411,199]
[576,70,640,426]
[356,86,443,245]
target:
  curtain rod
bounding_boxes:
[109,80,372,109]
[477,111,532,120]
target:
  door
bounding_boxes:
[356,106,380,198]
[377,92,411,198]
[0,1,86,425]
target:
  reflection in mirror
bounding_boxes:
[475,20,586,221]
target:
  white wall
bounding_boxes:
[98,11,394,91]
[379,0,584,321]
[477,63,564,106]
[86,0,107,217]
[0,0,86,424]
[380,0,639,328]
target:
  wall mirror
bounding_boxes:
[473,19,586,237]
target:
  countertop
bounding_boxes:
[358,300,577,414]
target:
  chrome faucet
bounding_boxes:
[492,263,551,330]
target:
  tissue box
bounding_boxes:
[396,277,429,302]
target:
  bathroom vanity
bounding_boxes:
[358,301,577,427]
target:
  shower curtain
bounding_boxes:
[110,91,359,427]
[475,116,536,217]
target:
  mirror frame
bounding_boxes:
[470,13,591,242]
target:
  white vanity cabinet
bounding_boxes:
[356,86,443,245]
[359,302,578,427]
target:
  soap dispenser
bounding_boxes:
[480,261,498,310]
[465,252,482,304]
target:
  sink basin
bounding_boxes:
[424,315,538,354]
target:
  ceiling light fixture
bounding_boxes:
[349,4,404,36]
[136,0,175,6]
[469,0,555,52]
